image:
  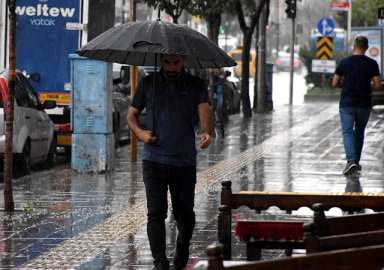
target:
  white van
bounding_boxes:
[0,69,57,177]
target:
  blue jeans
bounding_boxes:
[339,107,371,163]
[142,160,196,265]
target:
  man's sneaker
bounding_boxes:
[343,160,358,175]
[357,163,362,171]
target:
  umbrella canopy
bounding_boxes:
[76,19,237,69]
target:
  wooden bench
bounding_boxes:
[303,203,384,253]
[218,180,384,260]
[190,244,384,270]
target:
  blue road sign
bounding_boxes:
[317,18,335,36]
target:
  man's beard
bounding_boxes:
[165,70,181,79]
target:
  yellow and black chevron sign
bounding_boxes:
[316,37,333,60]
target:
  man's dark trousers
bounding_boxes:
[143,160,196,269]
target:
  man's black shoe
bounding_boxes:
[154,260,170,270]
[173,244,189,270]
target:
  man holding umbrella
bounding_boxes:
[127,54,213,270]
[76,18,236,270]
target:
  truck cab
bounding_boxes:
[3,0,115,159]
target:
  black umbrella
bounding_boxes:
[76,19,236,68]
[76,19,237,134]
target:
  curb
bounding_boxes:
[304,94,339,103]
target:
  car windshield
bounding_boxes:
[278,54,299,61]
[231,53,252,61]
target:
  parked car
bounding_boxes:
[0,69,57,177]
[228,48,257,77]
[275,52,302,74]
[112,63,146,146]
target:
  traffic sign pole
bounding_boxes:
[289,17,295,105]
[347,0,351,42]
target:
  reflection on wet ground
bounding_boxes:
[0,103,383,269]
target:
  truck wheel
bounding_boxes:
[46,137,57,168]
[65,147,71,161]
[14,142,31,177]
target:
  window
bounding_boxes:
[19,74,40,110]
[15,74,31,108]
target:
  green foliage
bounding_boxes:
[137,0,189,22]
[332,0,382,27]
[137,0,236,22]
[183,0,235,18]
[306,87,341,94]
[23,202,34,213]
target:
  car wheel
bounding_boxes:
[14,142,31,177]
[46,137,57,168]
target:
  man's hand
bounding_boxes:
[197,103,213,149]
[332,74,342,88]
[199,132,211,149]
[127,106,157,144]
[137,129,157,144]
[372,76,382,91]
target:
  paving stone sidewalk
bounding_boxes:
[0,103,383,269]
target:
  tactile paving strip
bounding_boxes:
[19,105,338,269]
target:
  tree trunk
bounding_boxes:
[206,15,221,105]
[206,15,221,45]
[257,2,268,113]
[241,30,252,118]
[4,0,16,212]
[253,18,259,110]
[235,0,268,117]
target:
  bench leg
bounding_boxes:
[218,205,231,260]
[285,248,293,257]
[246,242,261,261]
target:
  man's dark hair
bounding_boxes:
[354,36,368,49]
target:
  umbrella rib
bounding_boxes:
[122,51,131,64]
[104,50,116,62]
[141,53,148,66]
[196,59,203,69]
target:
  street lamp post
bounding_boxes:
[225,21,228,52]
[347,0,351,42]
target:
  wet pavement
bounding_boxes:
[0,102,384,269]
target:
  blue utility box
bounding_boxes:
[72,133,115,173]
[70,54,115,173]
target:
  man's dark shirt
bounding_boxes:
[131,68,210,166]
[335,54,380,108]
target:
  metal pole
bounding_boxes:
[347,0,351,42]
[129,0,137,162]
[275,0,280,53]
[122,0,125,24]
[289,17,295,105]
